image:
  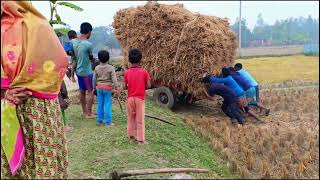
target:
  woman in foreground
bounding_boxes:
[1,1,69,179]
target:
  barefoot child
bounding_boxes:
[93,50,119,126]
[123,49,151,144]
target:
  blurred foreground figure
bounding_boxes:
[1,1,69,178]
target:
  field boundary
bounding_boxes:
[236,45,304,57]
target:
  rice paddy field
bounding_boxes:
[236,55,319,84]
[183,86,319,179]
[66,55,319,179]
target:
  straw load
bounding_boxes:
[113,2,237,97]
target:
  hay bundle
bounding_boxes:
[113,2,237,97]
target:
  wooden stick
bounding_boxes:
[115,97,176,126]
[110,168,209,179]
[116,96,125,115]
[145,114,176,126]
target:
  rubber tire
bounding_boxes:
[153,86,176,109]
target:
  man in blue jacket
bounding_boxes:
[208,68,247,112]
[202,76,245,125]
[234,63,259,102]
[227,67,254,112]
[234,63,270,116]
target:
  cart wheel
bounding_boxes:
[153,87,176,109]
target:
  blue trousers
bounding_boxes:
[96,88,112,125]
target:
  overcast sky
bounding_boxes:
[32,1,319,31]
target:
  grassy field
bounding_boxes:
[236,55,319,84]
[65,100,236,179]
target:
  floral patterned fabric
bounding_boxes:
[1,98,69,179]
[1,1,68,175]
[1,1,68,96]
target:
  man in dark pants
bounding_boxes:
[202,76,245,125]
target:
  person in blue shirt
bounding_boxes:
[234,63,270,116]
[202,76,245,125]
[234,63,259,102]
[228,67,251,91]
[228,67,255,112]
[208,68,247,112]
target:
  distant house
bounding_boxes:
[249,39,272,47]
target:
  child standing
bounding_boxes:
[65,30,78,83]
[123,49,151,145]
[93,50,119,126]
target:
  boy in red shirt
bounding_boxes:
[123,49,151,145]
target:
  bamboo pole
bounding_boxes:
[145,114,176,126]
[115,95,176,126]
[110,168,209,179]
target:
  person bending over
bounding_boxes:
[202,76,245,125]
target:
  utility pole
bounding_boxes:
[239,0,242,57]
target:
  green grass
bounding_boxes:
[110,56,124,66]
[65,100,235,179]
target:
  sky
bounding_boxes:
[32,1,319,31]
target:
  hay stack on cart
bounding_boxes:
[113,2,237,108]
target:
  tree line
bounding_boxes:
[87,13,319,50]
[231,13,319,47]
[50,1,318,50]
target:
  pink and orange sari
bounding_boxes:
[1,1,68,176]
